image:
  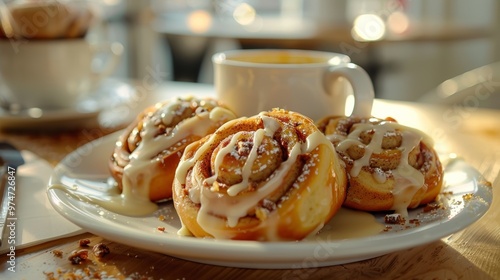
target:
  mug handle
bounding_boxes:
[90,42,123,85]
[324,63,374,118]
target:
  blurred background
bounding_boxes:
[88,0,499,104]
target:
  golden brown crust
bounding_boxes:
[317,115,443,213]
[173,109,347,241]
[109,96,236,202]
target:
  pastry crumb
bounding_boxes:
[52,250,63,258]
[157,226,166,232]
[409,219,420,226]
[79,238,91,247]
[68,249,89,265]
[462,193,474,201]
[92,243,111,259]
[479,180,492,188]
[422,202,443,213]
[384,213,405,224]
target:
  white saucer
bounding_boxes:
[0,78,136,130]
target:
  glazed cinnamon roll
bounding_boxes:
[109,96,237,203]
[173,109,347,241]
[316,116,443,216]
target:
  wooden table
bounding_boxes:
[0,82,499,279]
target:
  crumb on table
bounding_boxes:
[79,238,91,247]
[52,250,63,258]
[92,243,111,258]
[68,249,89,265]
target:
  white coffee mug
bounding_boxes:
[0,39,122,109]
[212,49,374,120]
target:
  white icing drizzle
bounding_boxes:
[176,113,333,239]
[373,168,387,183]
[335,121,432,216]
[204,131,244,190]
[326,133,346,144]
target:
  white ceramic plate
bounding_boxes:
[47,131,493,269]
[0,79,136,130]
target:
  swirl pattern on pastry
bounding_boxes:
[173,109,347,241]
[109,96,237,207]
[316,116,443,217]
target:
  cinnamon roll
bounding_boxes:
[316,116,443,216]
[173,109,347,241]
[109,96,237,203]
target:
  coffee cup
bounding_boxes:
[212,49,374,120]
[0,38,122,110]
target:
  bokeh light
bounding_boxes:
[187,10,212,33]
[233,3,256,25]
[387,11,410,34]
[352,14,386,41]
